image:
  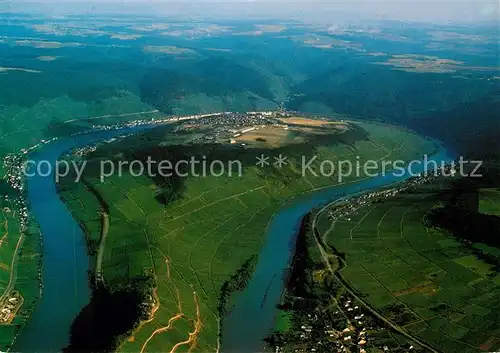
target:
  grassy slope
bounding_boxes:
[479,188,500,216]
[317,179,500,353]
[59,120,436,352]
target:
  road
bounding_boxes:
[95,211,109,284]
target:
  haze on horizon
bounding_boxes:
[1,0,498,24]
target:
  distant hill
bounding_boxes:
[287,61,499,158]
[291,64,485,119]
[409,94,500,159]
[139,57,281,114]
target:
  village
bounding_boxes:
[0,291,23,324]
[273,289,419,353]
[327,164,456,222]
[172,110,293,145]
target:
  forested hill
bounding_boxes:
[409,94,500,160]
[287,64,499,159]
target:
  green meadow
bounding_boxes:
[316,179,500,353]
[478,188,500,216]
[58,120,436,352]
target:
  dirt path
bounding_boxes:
[136,253,203,353]
[169,292,202,353]
[139,313,185,353]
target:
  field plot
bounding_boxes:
[59,120,437,352]
[478,188,500,216]
[318,182,500,353]
[279,116,349,130]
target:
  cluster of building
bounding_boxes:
[83,110,293,147]
[290,296,373,353]
[3,155,30,232]
[73,145,97,157]
[179,111,276,126]
[4,154,25,192]
[275,291,418,353]
[328,166,455,221]
[0,291,22,324]
[171,110,291,144]
[328,296,375,353]
[331,296,417,353]
[328,188,399,221]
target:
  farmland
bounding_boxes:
[315,176,500,353]
[58,118,437,352]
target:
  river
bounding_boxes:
[12,123,454,352]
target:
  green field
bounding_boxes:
[58,119,436,352]
[316,180,500,353]
[479,188,500,216]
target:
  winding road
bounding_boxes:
[95,211,109,284]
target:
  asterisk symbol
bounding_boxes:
[274,154,288,168]
[256,154,270,168]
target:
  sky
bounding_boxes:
[1,0,499,24]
